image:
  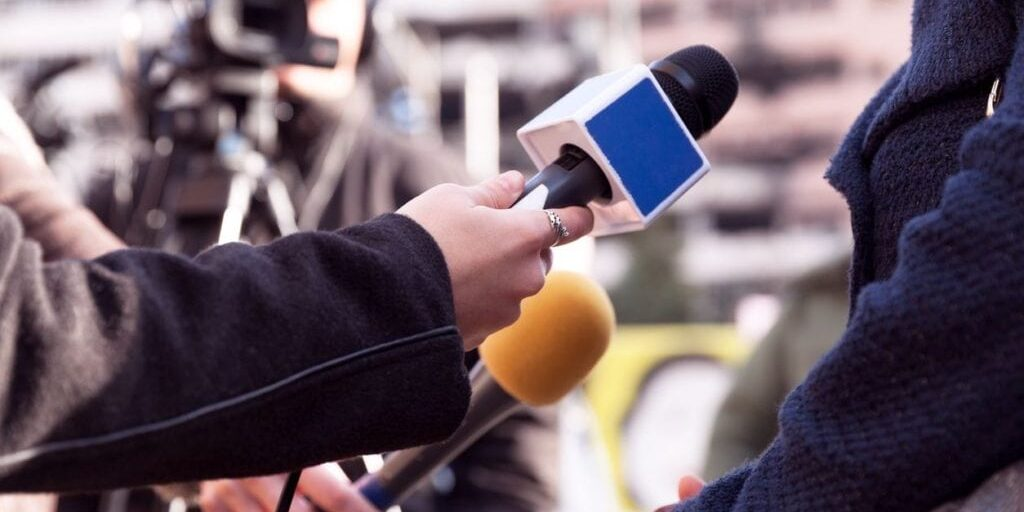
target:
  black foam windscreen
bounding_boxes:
[651,45,739,138]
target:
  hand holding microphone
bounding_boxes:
[397,171,594,349]
[399,44,738,348]
[196,169,595,512]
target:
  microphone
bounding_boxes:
[513,45,739,235]
[354,272,615,510]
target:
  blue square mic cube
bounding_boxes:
[513,46,738,236]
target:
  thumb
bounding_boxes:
[298,463,376,512]
[466,171,525,209]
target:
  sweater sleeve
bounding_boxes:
[0,209,470,493]
[676,24,1024,512]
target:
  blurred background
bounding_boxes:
[0,0,911,510]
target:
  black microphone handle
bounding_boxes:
[355,363,523,510]
[511,146,611,211]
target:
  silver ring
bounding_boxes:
[545,210,570,246]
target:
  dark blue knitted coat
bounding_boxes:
[677,1,1024,511]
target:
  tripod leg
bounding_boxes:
[264,175,299,236]
[218,173,254,244]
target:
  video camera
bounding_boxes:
[204,0,339,68]
[134,0,341,140]
[121,0,342,251]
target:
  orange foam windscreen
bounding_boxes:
[479,271,615,406]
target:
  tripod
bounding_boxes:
[127,67,299,253]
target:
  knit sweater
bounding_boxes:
[677,1,1024,510]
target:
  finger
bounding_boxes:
[235,476,303,512]
[465,171,525,209]
[291,496,315,512]
[495,208,562,251]
[516,206,594,250]
[198,484,226,512]
[550,205,594,245]
[201,480,264,512]
[677,475,705,501]
[298,463,375,512]
[198,494,232,512]
[540,247,553,275]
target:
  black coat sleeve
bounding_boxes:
[0,209,470,493]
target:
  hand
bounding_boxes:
[0,95,124,260]
[655,475,705,511]
[199,464,376,512]
[397,171,594,349]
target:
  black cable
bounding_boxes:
[275,470,303,512]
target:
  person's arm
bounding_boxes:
[0,206,469,493]
[0,168,592,494]
[676,27,1024,512]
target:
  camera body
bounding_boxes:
[206,0,339,68]
[136,0,341,145]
